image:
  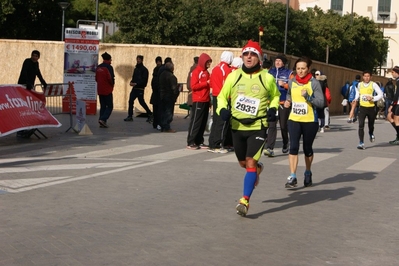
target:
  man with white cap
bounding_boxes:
[217,40,280,216]
[208,51,234,153]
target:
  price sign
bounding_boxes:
[65,43,98,54]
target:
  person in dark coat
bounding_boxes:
[150,56,162,129]
[159,62,179,132]
[124,55,152,122]
[18,50,47,90]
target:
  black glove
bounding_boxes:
[220,108,231,122]
[267,107,277,122]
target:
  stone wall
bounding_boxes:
[1,39,389,115]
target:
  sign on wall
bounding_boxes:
[63,28,99,115]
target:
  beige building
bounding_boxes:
[298,0,398,76]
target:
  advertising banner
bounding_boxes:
[63,27,99,115]
[0,85,61,137]
[75,100,86,132]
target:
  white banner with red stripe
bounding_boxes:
[0,85,62,137]
[44,84,64,96]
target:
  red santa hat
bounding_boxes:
[242,40,263,62]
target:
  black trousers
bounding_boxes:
[266,104,290,149]
[187,101,209,146]
[358,106,376,143]
[208,97,230,149]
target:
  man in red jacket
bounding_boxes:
[187,53,212,150]
[95,52,115,128]
[208,51,234,153]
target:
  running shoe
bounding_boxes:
[357,142,365,150]
[304,171,313,187]
[254,162,264,187]
[282,145,289,154]
[146,114,154,123]
[218,148,229,154]
[98,120,108,128]
[389,138,399,145]
[187,144,200,150]
[236,197,249,216]
[369,134,375,143]
[320,127,324,133]
[199,143,209,149]
[285,176,298,188]
[263,148,275,157]
[124,116,133,122]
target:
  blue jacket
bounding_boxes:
[268,67,292,102]
[348,80,359,102]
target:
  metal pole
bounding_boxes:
[350,0,354,25]
[284,0,289,54]
[61,10,65,41]
[95,0,99,29]
[379,17,386,75]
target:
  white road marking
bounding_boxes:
[73,144,161,158]
[137,148,207,160]
[0,160,165,193]
[347,157,396,172]
[204,153,237,162]
[272,153,339,166]
[0,176,72,188]
[0,162,139,173]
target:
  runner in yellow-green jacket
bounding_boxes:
[216,40,280,217]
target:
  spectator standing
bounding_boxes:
[16,50,48,138]
[150,56,163,129]
[387,66,399,145]
[95,52,115,128]
[18,50,47,90]
[384,78,395,119]
[323,77,332,129]
[208,51,234,153]
[355,70,383,150]
[186,56,199,107]
[124,55,152,122]
[316,74,331,133]
[217,40,280,216]
[159,62,179,133]
[341,81,350,114]
[284,56,325,189]
[347,75,361,123]
[186,53,212,150]
[231,57,243,71]
[264,54,292,157]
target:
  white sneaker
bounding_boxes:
[320,127,324,133]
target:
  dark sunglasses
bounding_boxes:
[243,51,258,57]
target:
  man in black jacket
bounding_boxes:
[150,56,162,129]
[124,55,152,122]
[159,62,179,133]
[18,50,47,90]
[16,50,47,138]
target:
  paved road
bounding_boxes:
[1,111,398,266]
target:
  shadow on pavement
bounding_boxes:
[247,172,376,219]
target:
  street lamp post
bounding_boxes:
[258,26,264,48]
[284,0,289,54]
[379,14,389,75]
[95,0,99,29]
[58,2,70,41]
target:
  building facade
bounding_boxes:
[298,0,398,76]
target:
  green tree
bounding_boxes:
[0,0,63,40]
